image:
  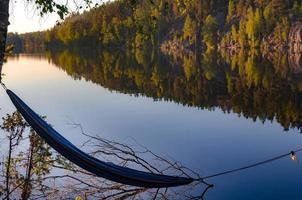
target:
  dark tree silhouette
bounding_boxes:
[0,0,9,64]
[0,111,211,199]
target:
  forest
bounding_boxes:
[7,32,46,53]
[6,0,302,130]
[6,0,302,52]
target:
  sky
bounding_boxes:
[8,1,60,33]
[8,0,105,33]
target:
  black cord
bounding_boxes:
[195,148,302,181]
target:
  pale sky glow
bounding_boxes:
[8,0,107,34]
[8,1,59,33]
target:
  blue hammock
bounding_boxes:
[6,89,193,188]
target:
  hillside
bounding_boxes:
[7,0,302,53]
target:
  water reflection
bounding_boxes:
[0,111,211,199]
[0,112,53,199]
[3,47,302,199]
[46,47,302,132]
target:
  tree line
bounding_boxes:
[7,32,46,53]
[7,0,302,51]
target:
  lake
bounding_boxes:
[1,48,302,199]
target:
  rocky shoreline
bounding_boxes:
[289,21,302,54]
[160,21,302,72]
[161,21,302,69]
[161,21,302,54]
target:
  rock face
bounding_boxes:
[288,21,302,71]
[160,37,188,56]
[288,53,302,73]
[289,21,302,54]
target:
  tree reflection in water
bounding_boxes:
[4,47,302,198]
[47,47,302,132]
[0,111,211,199]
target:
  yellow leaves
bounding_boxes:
[183,55,197,80]
[183,14,197,45]
[75,196,83,200]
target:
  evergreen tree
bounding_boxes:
[254,8,264,40]
[246,7,256,47]
[203,15,218,49]
[231,25,237,42]
[226,0,235,24]
[183,14,197,45]
[238,18,246,47]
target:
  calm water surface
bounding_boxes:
[1,50,302,199]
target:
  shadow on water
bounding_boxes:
[0,111,213,199]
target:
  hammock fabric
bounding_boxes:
[6,89,193,188]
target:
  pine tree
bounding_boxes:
[226,0,235,24]
[246,7,256,47]
[263,4,275,33]
[238,19,246,48]
[183,14,197,45]
[254,8,264,40]
[203,15,218,49]
[231,25,237,42]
